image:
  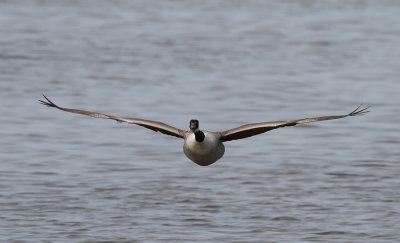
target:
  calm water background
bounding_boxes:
[1,0,399,242]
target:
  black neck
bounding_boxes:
[194,130,205,142]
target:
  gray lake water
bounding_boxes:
[1,0,400,242]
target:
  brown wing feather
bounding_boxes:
[39,95,185,138]
[220,105,369,142]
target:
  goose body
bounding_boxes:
[183,131,225,166]
[39,95,369,166]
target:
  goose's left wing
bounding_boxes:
[220,105,369,142]
[39,95,185,138]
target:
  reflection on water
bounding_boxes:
[1,0,400,242]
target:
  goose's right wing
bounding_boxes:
[39,95,185,139]
[220,105,369,142]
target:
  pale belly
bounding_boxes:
[183,132,225,166]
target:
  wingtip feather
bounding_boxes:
[349,104,370,116]
[39,94,57,108]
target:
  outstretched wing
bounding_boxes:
[220,105,369,142]
[39,95,185,138]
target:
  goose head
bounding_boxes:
[189,119,205,142]
[190,119,199,132]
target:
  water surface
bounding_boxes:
[1,1,399,242]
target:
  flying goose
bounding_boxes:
[39,95,369,166]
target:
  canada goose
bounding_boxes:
[39,95,369,166]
